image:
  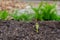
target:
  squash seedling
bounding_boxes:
[35,22,39,33]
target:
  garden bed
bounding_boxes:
[0,2,60,40]
[0,20,60,40]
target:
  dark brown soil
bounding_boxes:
[0,20,60,40]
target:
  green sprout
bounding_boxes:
[35,23,39,33]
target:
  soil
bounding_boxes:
[0,20,60,40]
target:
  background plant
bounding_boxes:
[41,2,58,21]
[0,10,8,20]
[12,10,34,21]
[31,2,59,21]
[12,2,60,21]
[31,2,43,21]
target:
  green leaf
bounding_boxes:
[0,10,8,20]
